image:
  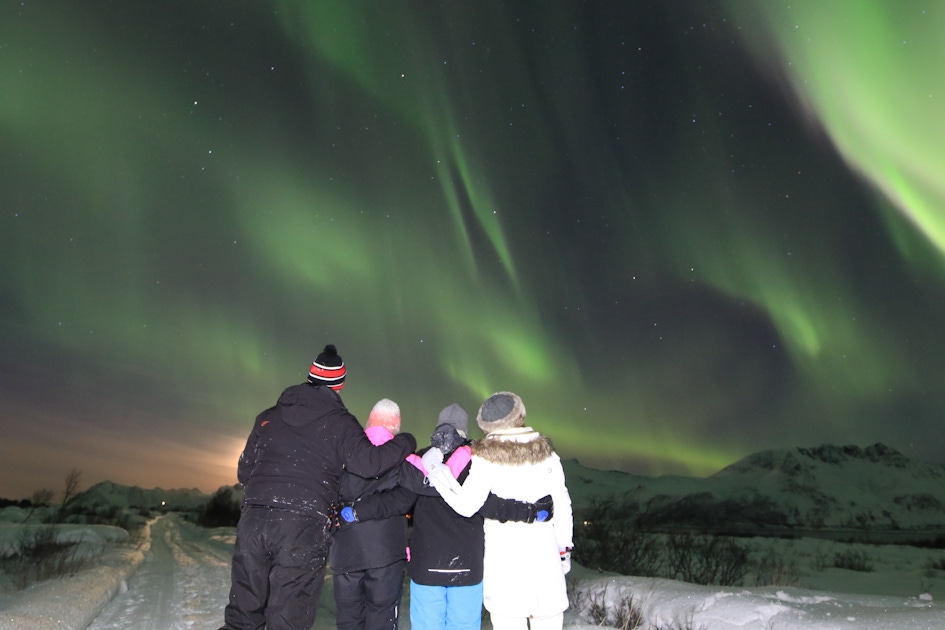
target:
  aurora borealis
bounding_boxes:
[3,1,944,499]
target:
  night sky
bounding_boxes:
[3,1,944,500]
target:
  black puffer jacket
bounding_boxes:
[407,452,483,586]
[352,446,540,587]
[329,433,408,574]
[237,383,416,520]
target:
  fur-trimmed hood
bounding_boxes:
[471,427,555,465]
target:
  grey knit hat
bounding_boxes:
[437,403,469,437]
[476,392,526,433]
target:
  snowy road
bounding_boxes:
[87,514,232,630]
[7,513,945,629]
[83,514,345,630]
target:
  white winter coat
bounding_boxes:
[429,426,573,618]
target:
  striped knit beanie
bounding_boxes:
[308,344,346,391]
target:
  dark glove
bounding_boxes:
[430,423,466,456]
[531,494,554,523]
[479,493,554,523]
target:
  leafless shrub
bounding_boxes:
[568,582,646,629]
[23,489,54,524]
[925,556,945,572]
[832,549,874,572]
[574,497,663,577]
[611,591,646,629]
[664,532,751,586]
[568,581,610,625]
[58,469,81,521]
[811,544,830,572]
[2,526,96,589]
[575,497,817,591]
[753,546,801,586]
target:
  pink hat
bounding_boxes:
[367,398,401,434]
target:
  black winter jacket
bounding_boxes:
[329,429,409,574]
[408,454,482,586]
[237,383,416,520]
[354,446,539,587]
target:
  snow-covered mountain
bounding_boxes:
[6,443,945,630]
[54,442,945,533]
[67,480,211,512]
[564,443,945,533]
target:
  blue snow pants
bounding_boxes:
[408,580,484,630]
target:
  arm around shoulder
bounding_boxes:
[343,424,417,478]
[479,493,553,523]
[349,484,417,521]
[428,456,492,518]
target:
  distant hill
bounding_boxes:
[564,443,945,533]
[68,481,212,512]
[60,443,945,534]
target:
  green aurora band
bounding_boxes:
[1,2,944,496]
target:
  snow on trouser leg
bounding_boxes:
[222,506,273,630]
[266,559,328,630]
[266,513,332,630]
[223,507,331,630]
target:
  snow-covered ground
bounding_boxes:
[86,514,233,630]
[3,513,945,629]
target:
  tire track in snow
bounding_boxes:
[87,513,230,630]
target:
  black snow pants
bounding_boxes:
[333,560,407,630]
[221,506,331,630]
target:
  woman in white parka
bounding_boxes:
[424,392,574,630]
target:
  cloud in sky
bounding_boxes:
[2,1,944,499]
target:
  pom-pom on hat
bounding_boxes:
[308,344,346,391]
[367,398,401,434]
[477,391,526,433]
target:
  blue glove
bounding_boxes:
[340,506,357,523]
[533,494,554,522]
[329,502,357,531]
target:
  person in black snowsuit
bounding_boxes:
[335,403,552,630]
[329,398,410,630]
[220,345,417,630]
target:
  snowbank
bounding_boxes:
[0,523,150,630]
[4,513,945,629]
[0,524,130,558]
[566,570,945,629]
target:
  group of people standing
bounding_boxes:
[219,344,573,630]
